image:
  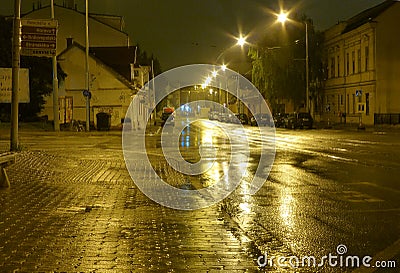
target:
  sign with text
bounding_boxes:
[0,68,30,103]
[21,19,57,57]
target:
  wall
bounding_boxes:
[42,46,134,127]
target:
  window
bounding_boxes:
[337,56,340,77]
[340,94,343,105]
[366,93,370,115]
[346,53,349,75]
[347,94,350,113]
[352,94,355,114]
[357,49,361,73]
[331,57,335,78]
[352,51,355,74]
[365,46,369,71]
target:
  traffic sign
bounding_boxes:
[21,19,58,57]
[83,90,91,99]
[325,104,331,112]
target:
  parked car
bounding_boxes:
[250,113,271,126]
[285,112,313,129]
[235,113,249,125]
[273,113,288,128]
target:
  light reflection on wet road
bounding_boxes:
[1,123,399,272]
[150,120,400,272]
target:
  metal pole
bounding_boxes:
[218,82,221,108]
[236,73,239,113]
[225,75,228,112]
[51,0,59,132]
[305,22,310,113]
[85,0,90,131]
[151,60,156,125]
[10,0,21,151]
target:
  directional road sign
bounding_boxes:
[21,19,58,57]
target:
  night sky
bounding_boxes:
[1,0,385,71]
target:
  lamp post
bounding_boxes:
[305,22,309,113]
[278,12,310,113]
[202,36,246,114]
[10,0,21,151]
[51,0,59,132]
[85,0,90,131]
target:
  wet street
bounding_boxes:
[0,123,399,272]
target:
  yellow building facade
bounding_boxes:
[322,0,400,125]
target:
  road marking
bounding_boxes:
[352,238,400,273]
[348,182,400,195]
[341,190,384,203]
[351,208,400,214]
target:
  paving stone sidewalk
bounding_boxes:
[0,131,264,272]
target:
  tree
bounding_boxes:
[19,56,66,121]
[248,14,325,113]
[0,16,12,68]
[135,44,162,76]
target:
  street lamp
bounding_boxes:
[212,38,241,111]
[277,11,310,114]
[237,35,246,47]
[277,11,288,24]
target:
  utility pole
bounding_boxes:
[51,0,59,132]
[10,0,21,151]
[151,60,156,125]
[85,0,90,131]
[236,73,240,114]
[305,22,310,114]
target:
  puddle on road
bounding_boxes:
[56,204,103,214]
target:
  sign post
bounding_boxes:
[20,18,59,131]
[11,0,21,152]
[21,19,57,57]
[51,0,60,132]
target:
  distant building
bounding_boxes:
[22,1,152,129]
[321,0,400,125]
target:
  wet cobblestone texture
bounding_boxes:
[0,132,262,272]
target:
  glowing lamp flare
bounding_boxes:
[277,12,288,23]
[237,36,246,46]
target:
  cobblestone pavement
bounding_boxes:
[0,130,263,272]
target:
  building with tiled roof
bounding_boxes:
[22,1,151,129]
